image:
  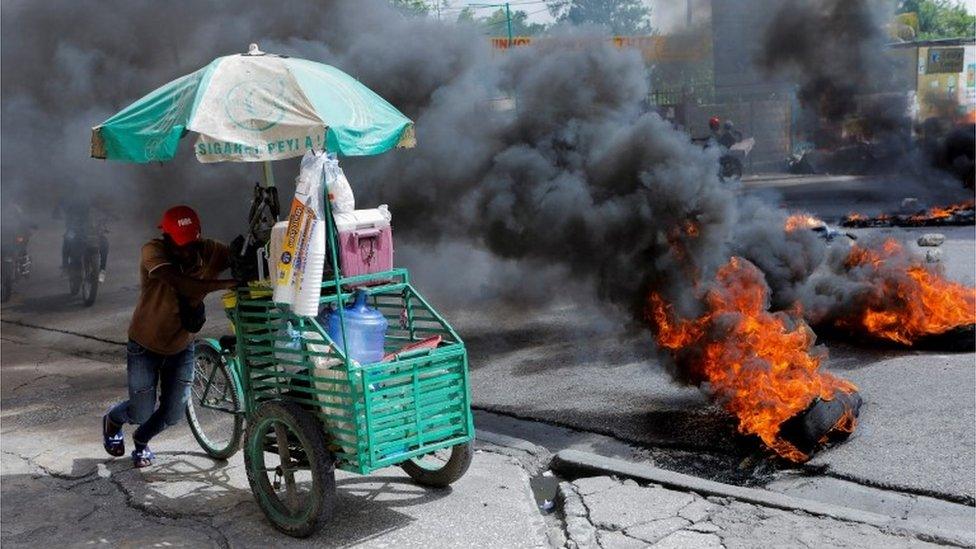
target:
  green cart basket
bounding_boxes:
[186,205,475,538]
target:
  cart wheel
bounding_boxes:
[186,344,243,459]
[400,442,473,488]
[244,401,335,538]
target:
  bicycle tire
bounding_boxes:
[186,344,244,459]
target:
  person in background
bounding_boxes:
[101,205,237,467]
[708,115,723,144]
[718,120,741,149]
[54,195,111,282]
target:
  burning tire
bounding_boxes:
[778,391,862,458]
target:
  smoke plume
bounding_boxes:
[758,0,898,127]
[0,0,845,333]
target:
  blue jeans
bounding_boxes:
[108,340,194,445]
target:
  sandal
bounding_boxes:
[102,414,125,457]
[131,446,155,468]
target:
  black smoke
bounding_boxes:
[758,0,899,128]
[5,0,957,376]
[0,0,851,323]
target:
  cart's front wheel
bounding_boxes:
[186,344,243,459]
[400,442,473,488]
[244,401,335,538]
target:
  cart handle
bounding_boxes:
[353,228,382,241]
[384,347,435,362]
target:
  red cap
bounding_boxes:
[158,205,201,246]
[709,116,721,129]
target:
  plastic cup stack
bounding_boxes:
[294,222,326,317]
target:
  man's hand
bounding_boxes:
[150,265,237,297]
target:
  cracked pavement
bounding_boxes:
[557,476,948,549]
[0,330,550,548]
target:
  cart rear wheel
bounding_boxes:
[186,344,243,459]
[400,442,473,488]
[244,401,335,538]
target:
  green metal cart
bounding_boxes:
[88,44,467,539]
[186,207,475,537]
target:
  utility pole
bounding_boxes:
[505,2,513,47]
[471,2,515,48]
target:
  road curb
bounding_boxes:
[550,449,974,548]
[476,430,547,456]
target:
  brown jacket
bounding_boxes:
[127,238,230,355]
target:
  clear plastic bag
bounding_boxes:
[323,153,355,214]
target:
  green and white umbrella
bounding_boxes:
[91,44,414,165]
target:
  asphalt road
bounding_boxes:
[3,330,950,548]
[2,173,974,513]
[459,174,976,504]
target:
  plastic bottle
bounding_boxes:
[274,321,303,369]
[327,290,388,365]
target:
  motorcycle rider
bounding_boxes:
[54,195,110,283]
[719,120,741,149]
[708,115,723,144]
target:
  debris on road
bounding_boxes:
[917,233,946,247]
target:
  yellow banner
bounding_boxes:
[490,35,708,62]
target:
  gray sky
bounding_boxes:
[437,0,976,34]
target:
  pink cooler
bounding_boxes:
[333,208,394,278]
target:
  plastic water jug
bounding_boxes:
[327,290,387,365]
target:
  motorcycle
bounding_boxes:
[64,226,104,307]
[720,137,754,181]
[1,227,33,303]
[693,133,755,182]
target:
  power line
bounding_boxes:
[480,4,549,27]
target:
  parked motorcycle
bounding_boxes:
[1,227,33,303]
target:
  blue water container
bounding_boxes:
[326,290,388,364]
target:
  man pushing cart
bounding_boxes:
[91,43,474,538]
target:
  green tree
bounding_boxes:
[548,0,653,35]
[456,6,478,24]
[483,8,548,35]
[456,6,548,36]
[390,0,431,15]
[896,0,976,39]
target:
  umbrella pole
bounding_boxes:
[261,161,276,188]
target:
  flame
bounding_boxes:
[648,257,858,462]
[839,238,976,344]
[907,200,975,225]
[845,200,974,227]
[784,213,824,232]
